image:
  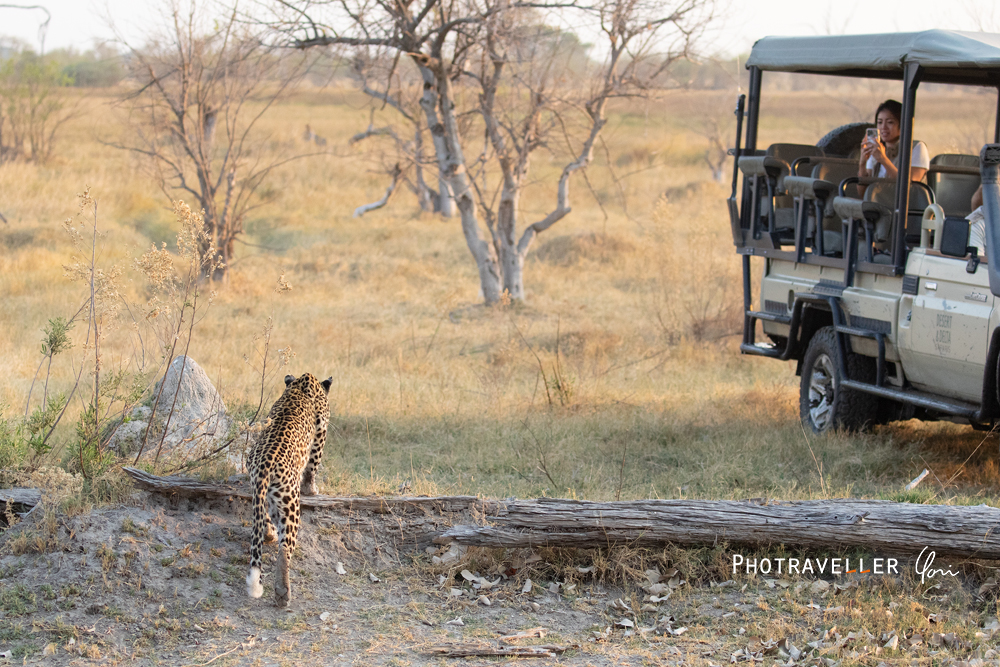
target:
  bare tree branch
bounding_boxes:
[354,163,402,217]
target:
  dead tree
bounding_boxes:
[260,0,718,304]
[109,0,316,281]
[349,59,443,215]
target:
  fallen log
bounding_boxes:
[122,467,491,514]
[121,469,1000,560]
[0,488,41,508]
[435,497,1000,560]
[0,488,42,527]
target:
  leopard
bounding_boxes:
[245,372,332,607]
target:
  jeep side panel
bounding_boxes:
[901,253,995,402]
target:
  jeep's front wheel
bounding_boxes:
[799,327,876,433]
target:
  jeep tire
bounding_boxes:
[799,326,877,433]
[815,121,874,158]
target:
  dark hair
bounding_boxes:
[875,99,902,124]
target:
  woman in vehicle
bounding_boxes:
[858,99,929,182]
[969,185,986,253]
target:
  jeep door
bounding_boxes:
[900,253,994,403]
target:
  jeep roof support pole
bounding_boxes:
[729,94,747,245]
[742,254,754,346]
[739,70,763,239]
[730,94,746,194]
[745,67,761,155]
[740,66,763,348]
[893,63,921,271]
[994,87,1000,142]
[979,145,1000,297]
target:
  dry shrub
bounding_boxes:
[23,466,84,508]
[614,145,656,167]
[0,226,63,250]
[557,329,623,361]
[659,180,724,203]
[648,193,742,343]
[2,468,76,554]
[533,232,637,267]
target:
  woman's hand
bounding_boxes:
[859,138,876,176]
[860,137,876,162]
[867,138,890,167]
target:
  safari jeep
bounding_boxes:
[731,31,1000,433]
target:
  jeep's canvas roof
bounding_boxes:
[746,30,1000,85]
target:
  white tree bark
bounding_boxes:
[414,63,455,219]
[354,164,402,217]
[415,54,503,303]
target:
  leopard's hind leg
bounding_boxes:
[268,481,301,607]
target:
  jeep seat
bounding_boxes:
[767,145,825,235]
[766,143,824,165]
[741,144,823,243]
[864,179,936,247]
[798,159,862,256]
[811,159,863,198]
[739,155,794,241]
[784,176,839,256]
[927,153,979,218]
[833,196,894,264]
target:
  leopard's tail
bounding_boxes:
[247,468,269,598]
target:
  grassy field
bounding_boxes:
[1,85,999,506]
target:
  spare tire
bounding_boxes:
[816,121,874,158]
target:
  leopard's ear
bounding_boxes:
[284,375,296,387]
[321,377,332,394]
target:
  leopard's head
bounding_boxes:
[284,373,333,396]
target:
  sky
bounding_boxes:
[0,0,998,56]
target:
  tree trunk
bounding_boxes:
[421,58,502,304]
[213,238,233,282]
[195,188,220,281]
[0,488,41,514]
[414,64,454,219]
[436,497,1000,560]
[412,126,434,212]
[497,184,524,300]
[437,179,453,218]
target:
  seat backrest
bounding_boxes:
[861,181,896,245]
[865,180,936,244]
[930,153,979,168]
[928,153,980,218]
[812,159,861,198]
[767,143,824,169]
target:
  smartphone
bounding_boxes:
[866,128,880,143]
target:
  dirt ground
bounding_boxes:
[2,489,1000,667]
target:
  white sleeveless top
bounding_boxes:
[866,140,929,178]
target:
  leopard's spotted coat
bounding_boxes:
[245,373,331,606]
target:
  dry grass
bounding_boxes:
[0,86,998,509]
